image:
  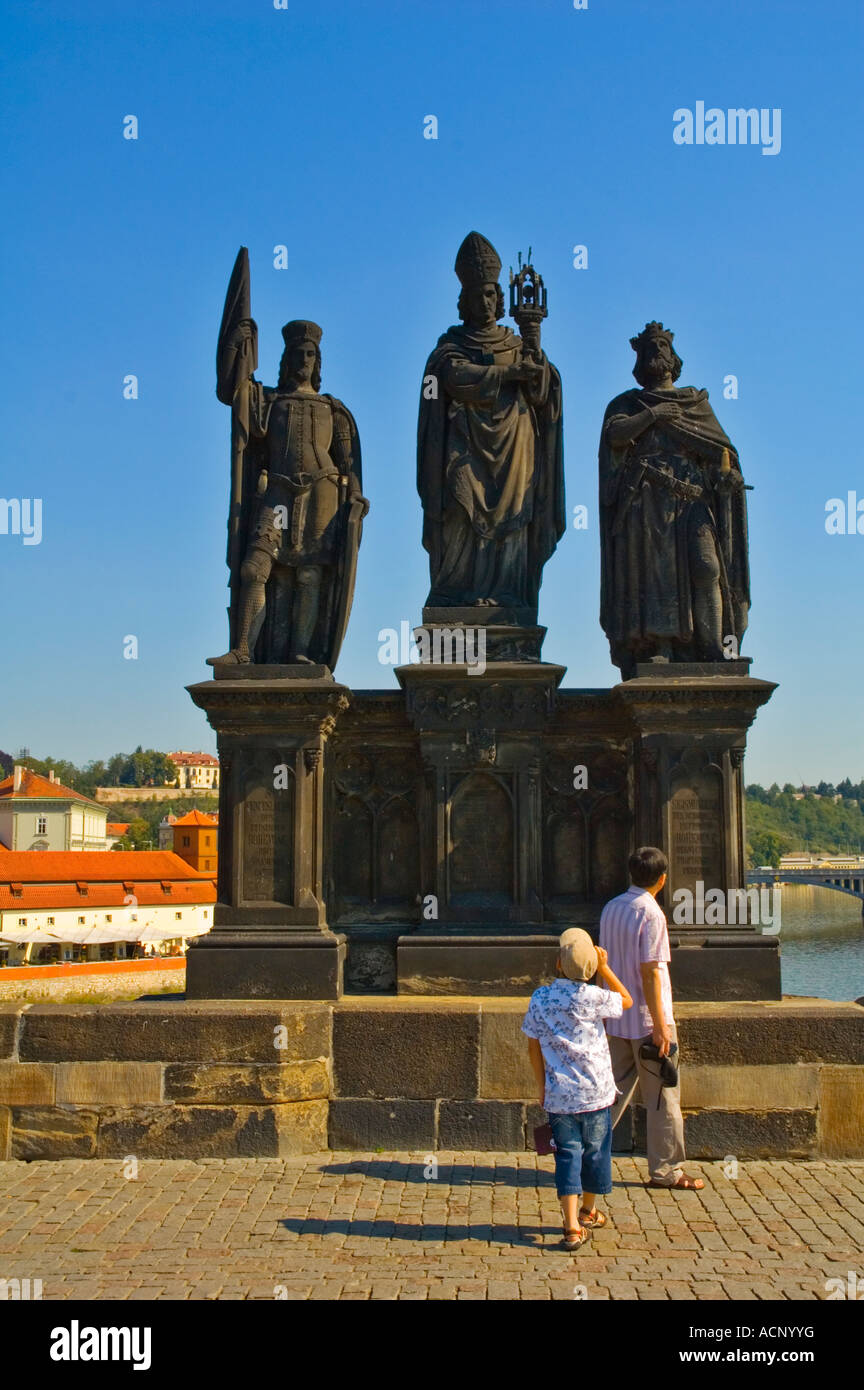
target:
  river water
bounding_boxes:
[775,884,864,1001]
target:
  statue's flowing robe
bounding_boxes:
[417,323,565,610]
[598,386,750,669]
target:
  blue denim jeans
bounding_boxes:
[547,1106,613,1198]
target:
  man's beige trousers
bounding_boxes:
[608,1025,686,1185]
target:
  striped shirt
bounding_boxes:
[599,885,675,1039]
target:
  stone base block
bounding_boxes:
[186,931,346,1000]
[329,1099,436,1150]
[18,1001,330,1062]
[12,1106,99,1160]
[438,1100,524,1150]
[479,1009,537,1099]
[818,1066,864,1158]
[0,1061,55,1105]
[96,1100,327,1158]
[631,1104,817,1159]
[55,1062,163,1105]
[397,935,559,996]
[676,999,864,1064]
[681,1064,819,1111]
[633,660,752,678]
[669,933,781,1001]
[0,1006,19,1058]
[344,928,399,993]
[163,1061,329,1105]
[333,1002,479,1098]
[209,662,332,681]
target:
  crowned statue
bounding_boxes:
[208,248,368,672]
[417,231,565,616]
[599,322,750,678]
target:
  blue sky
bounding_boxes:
[1,0,861,784]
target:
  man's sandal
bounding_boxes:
[578,1207,607,1229]
[559,1225,592,1251]
[646,1174,704,1190]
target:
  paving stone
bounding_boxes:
[0,1153,860,1300]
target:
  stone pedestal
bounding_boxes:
[185,672,350,999]
[392,658,566,992]
[397,658,565,920]
[420,607,546,663]
[184,658,779,1001]
[397,931,560,996]
[617,671,781,1000]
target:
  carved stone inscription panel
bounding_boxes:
[242,779,294,904]
[669,765,724,896]
[449,772,513,905]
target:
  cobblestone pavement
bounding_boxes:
[1,1154,862,1301]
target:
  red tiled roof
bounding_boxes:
[172,810,218,827]
[168,752,219,767]
[106,822,130,835]
[0,881,215,911]
[0,851,215,883]
[0,851,215,913]
[0,768,103,809]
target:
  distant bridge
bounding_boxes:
[747,867,864,908]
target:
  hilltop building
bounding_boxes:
[167,752,220,791]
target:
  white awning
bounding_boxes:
[0,928,64,945]
[0,922,210,945]
[137,922,210,943]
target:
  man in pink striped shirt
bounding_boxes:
[599,846,704,1190]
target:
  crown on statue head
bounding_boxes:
[281,320,323,348]
[630,321,674,351]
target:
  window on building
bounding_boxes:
[182,835,190,847]
[78,915,86,925]
[175,911,182,920]
[18,917,27,926]
[36,816,47,834]
[105,914,112,923]
[47,916,55,926]
[204,860,211,870]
